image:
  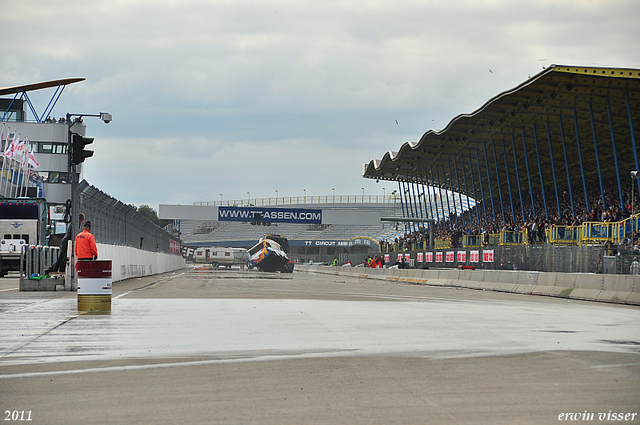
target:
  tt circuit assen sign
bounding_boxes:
[218,207,322,224]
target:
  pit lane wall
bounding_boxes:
[96,243,186,282]
[20,243,186,291]
[296,265,640,306]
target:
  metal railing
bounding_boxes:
[381,213,640,252]
[21,245,60,277]
[195,194,400,207]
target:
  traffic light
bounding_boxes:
[71,133,94,165]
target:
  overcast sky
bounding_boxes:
[2,0,639,210]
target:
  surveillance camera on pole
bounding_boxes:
[631,170,639,180]
[100,113,112,124]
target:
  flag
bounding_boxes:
[2,129,12,157]
[22,140,30,167]
[7,133,20,159]
[12,137,24,161]
[27,145,39,169]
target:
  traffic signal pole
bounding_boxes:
[65,112,111,290]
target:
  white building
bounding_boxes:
[0,78,88,206]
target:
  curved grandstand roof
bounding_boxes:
[363,65,640,202]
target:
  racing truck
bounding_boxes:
[247,234,294,273]
[0,198,47,277]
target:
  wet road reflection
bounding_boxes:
[1,271,639,367]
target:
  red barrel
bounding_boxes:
[77,260,112,314]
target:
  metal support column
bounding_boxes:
[532,124,549,220]
[409,177,420,232]
[573,108,590,213]
[460,155,473,225]
[468,154,481,224]
[588,102,607,210]
[511,134,526,223]
[625,88,640,198]
[483,143,496,221]
[453,156,466,227]
[429,167,440,223]
[398,180,409,234]
[448,159,460,227]
[435,165,450,230]
[558,115,576,217]
[605,96,625,208]
[521,128,536,218]
[425,169,436,222]
[501,138,515,223]
[545,121,561,218]
[491,140,506,223]
[442,165,454,228]
[404,180,416,233]
[475,149,488,221]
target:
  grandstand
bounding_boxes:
[178,192,476,253]
[362,65,640,274]
[179,200,404,248]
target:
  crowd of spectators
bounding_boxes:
[385,176,640,251]
[43,116,83,124]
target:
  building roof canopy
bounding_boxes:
[363,65,640,200]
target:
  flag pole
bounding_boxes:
[0,124,7,196]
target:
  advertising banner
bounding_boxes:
[470,250,480,263]
[483,249,494,263]
[218,207,322,224]
[457,251,466,262]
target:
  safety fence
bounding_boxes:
[382,244,604,273]
[77,180,181,254]
[354,244,607,274]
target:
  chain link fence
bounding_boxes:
[617,248,640,275]
[76,180,180,254]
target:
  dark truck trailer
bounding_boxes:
[0,199,47,277]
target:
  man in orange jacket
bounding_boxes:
[75,221,98,260]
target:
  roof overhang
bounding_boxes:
[363,65,640,198]
[0,78,85,96]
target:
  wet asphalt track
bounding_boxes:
[0,267,639,424]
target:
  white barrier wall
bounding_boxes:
[296,265,640,306]
[96,243,186,282]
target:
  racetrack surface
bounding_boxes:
[1,267,638,424]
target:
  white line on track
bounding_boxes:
[0,351,353,379]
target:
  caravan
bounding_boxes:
[194,246,248,269]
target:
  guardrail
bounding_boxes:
[194,194,400,207]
